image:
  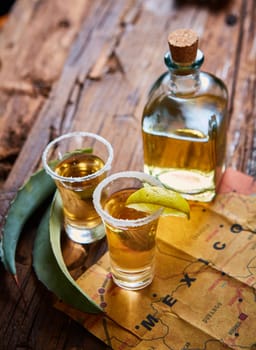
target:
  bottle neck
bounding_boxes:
[164,49,204,95]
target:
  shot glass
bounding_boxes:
[93,171,163,290]
[42,131,113,244]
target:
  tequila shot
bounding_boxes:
[42,131,113,244]
[93,171,163,290]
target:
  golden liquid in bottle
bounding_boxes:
[104,188,158,270]
[54,153,105,228]
[142,93,227,202]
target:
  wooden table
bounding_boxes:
[0,0,255,349]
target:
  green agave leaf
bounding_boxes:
[0,239,4,263]
[33,194,102,314]
[2,168,56,275]
[62,147,93,160]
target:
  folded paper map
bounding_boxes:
[56,168,256,349]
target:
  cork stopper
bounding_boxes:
[168,29,199,65]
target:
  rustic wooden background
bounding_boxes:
[0,0,255,349]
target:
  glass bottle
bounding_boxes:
[141,29,228,202]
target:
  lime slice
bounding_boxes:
[126,186,190,218]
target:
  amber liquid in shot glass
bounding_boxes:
[103,188,158,277]
[93,171,162,290]
[42,131,113,244]
[54,152,105,229]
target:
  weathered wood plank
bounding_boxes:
[1,0,130,189]
[0,0,93,184]
[226,0,256,175]
[0,0,124,224]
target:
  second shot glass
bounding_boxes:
[42,131,113,244]
[93,171,163,290]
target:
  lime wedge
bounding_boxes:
[126,186,190,218]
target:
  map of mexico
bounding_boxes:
[55,168,256,349]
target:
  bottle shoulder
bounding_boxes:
[142,70,229,137]
[147,70,228,102]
